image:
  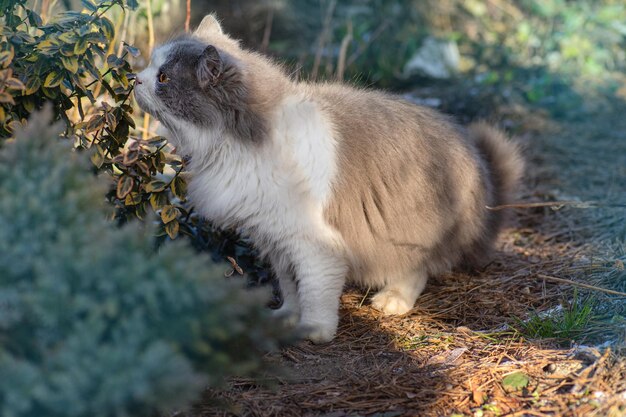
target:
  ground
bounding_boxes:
[191,81,626,417]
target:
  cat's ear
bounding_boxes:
[196,45,224,87]
[194,14,224,39]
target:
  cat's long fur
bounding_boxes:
[135,15,524,343]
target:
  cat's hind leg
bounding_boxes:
[371,269,428,315]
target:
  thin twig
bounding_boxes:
[358,286,371,308]
[336,19,353,81]
[260,7,274,52]
[185,0,191,32]
[534,274,626,297]
[486,200,626,211]
[311,0,336,80]
[145,0,155,52]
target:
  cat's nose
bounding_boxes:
[135,76,143,85]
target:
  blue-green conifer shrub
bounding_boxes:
[0,112,286,417]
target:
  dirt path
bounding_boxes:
[194,92,626,417]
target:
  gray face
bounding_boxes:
[135,37,265,143]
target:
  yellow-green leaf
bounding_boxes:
[61,56,78,73]
[0,49,14,68]
[165,220,179,239]
[37,38,57,51]
[160,205,179,223]
[44,71,64,88]
[42,87,58,99]
[145,180,167,193]
[23,76,41,95]
[171,176,187,200]
[22,97,35,112]
[58,31,76,43]
[116,175,134,199]
[136,202,148,220]
[0,106,5,122]
[149,192,168,211]
[85,114,105,132]
[74,38,88,55]
[125,192,142,206]
[100,17,115,41]
[91,152,104,168]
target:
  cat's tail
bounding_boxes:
[460,122,524,268]
[468,121,524,208]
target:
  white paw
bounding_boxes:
[371,289,414,315]
[297,320,337,344]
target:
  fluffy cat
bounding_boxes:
[134,15,524,343]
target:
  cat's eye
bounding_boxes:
[158,71,169,83]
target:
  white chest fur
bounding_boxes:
[185,94,340,247]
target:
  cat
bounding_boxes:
[134,14,524,343]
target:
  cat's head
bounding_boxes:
[135,15,265,151]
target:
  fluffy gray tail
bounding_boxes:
[462,122,524,268]
[468,121,524,209]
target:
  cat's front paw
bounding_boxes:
[371,289,414,315]
[297,320,337,344]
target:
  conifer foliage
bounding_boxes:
[0,112,286,417]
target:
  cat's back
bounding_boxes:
[305,83,473,162]
[302,82,481,193]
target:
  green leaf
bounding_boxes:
[26,10,43,26]
[147,136,168,148]
[165,220,179,239]
[91,150,105,168]
[149,192,168,211]
[74,38,89,55]
[81,0,97,12]
[23,76,41,95]
[502,372,529,391]
[171,176,187,200]
[160,205,179,223]
[145,180,167,193]
[61,56,78,73]
[44,71,64,88]
[124,192,142,206]
[42,87,58,99]
[0,49,14,68]
[123,42,140,57]
[106,54,123,68]
[116,175,134,199]
[100,17,115,41]
[58,31,76,44]
[85,114,105,132]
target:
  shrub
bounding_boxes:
[0,0,194,240]
[0,111,287,417]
